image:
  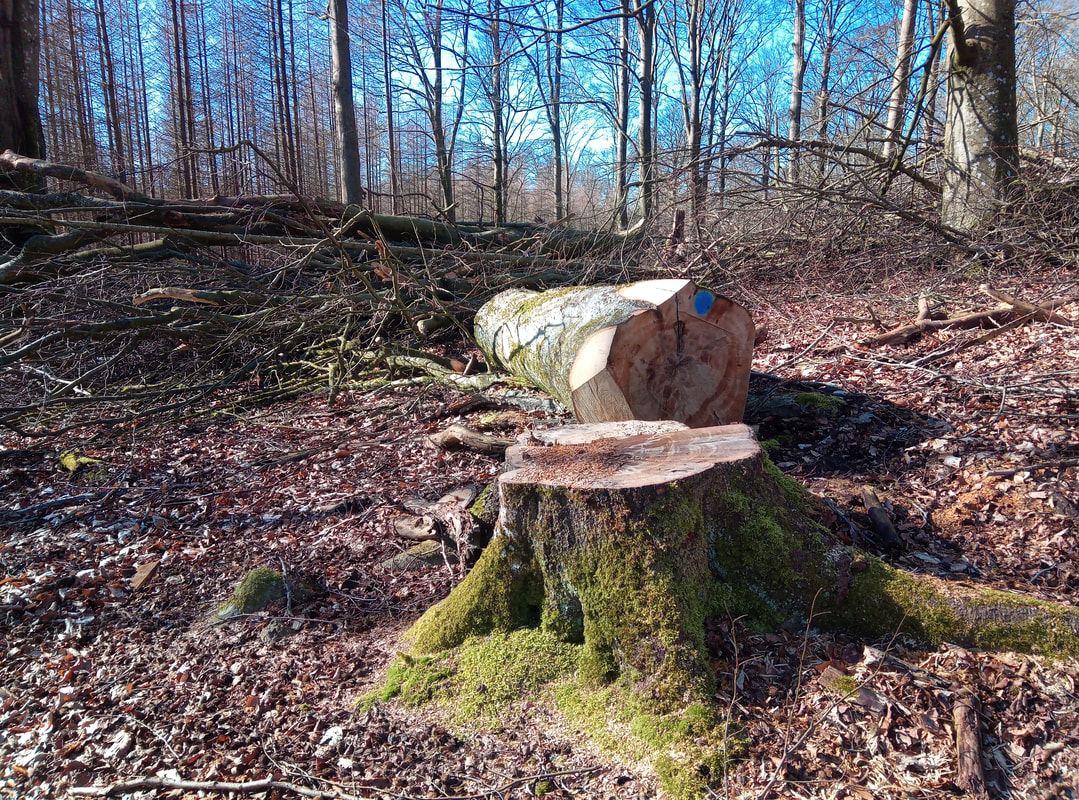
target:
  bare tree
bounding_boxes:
[787,0,806,182]
[882,0,919,161]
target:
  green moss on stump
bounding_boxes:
[406,536,543,653]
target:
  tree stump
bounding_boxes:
[408,421,831,708]
[474,279,754,427]
[407,422,1079,710]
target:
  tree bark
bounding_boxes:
[474,279,755,427]
[330,0,363,204]
[882,0,919,163]
[0,0,44,192]
[787,0,806,183]
[941,0,1018,232]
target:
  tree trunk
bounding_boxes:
[636,0,657,220]
[882,0,919,163]
[615,0,631,230]
[330,0,363,204]
[407,422,1079,711]
[941,0,1018,232]
[474,279,755,427]
[0,0,45,191]
[787,0,806,183]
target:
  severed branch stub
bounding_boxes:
[474,279,755,427]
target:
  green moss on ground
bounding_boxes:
[369,628,746,799]
[213,567,285,622]
[358,654,453,710]
[553,681,747,800]
[794,392,845,412]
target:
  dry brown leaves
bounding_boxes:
[2,260,1078,800]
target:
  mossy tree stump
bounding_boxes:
[474,279,754,427]
[408,422,1079,710]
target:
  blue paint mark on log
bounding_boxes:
[693,290,714,316]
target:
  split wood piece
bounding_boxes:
[953,691,988,799]
[425,424,515,455]
[860,486,901,550]
[129,559,159,591]
[818,664,890,717]
[863,645,952,689]
[474,279,755,427]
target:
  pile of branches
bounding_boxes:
[0,150,633,437]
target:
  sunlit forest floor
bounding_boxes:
[2,248,1078,799]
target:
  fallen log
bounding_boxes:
[406,422,1079,711]
[474,279,755,427]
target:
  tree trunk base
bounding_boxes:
[407,423,1079,711]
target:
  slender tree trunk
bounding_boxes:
[179,0,199,193]
[382,0,400,213]
[0,0,45,190]
[196,1,220,195]
[883,0,919,162]
[330,0,363,203]
[815,0,835,178]
[135,0,154,194]
[615,0,631,229]
[66,0,94,168]
[923,0,946,147]
[93,0,126,182]
[787,0,806,183]
[941,0,1018,231]
[490,0,506,224]
[552,0,565,220]
[637,0,656,219]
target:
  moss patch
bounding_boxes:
[452,629,578,723]
[213,567,285,623]
[836,558,1079,658]
[554,682,747,800]
[359,654,454,710]
[406,534,543,653]
[794,392,844,413]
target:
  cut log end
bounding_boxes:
[568,281,754,427]
[475,279,754,429]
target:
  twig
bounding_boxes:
[70,766,602,800]
[987,458,1079,477]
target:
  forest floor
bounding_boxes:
[1,257,1078,800]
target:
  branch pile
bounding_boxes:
[0,150,639,435]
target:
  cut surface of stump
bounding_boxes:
[474,279,754,427]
